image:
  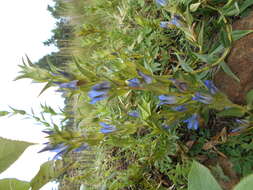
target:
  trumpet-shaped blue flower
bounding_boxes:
[99,122,116,134]
[171,105,187,112]
[159,95,177,105]
[192,92,213,104]
[127,78,141,87]
[38,142,69,160]
[92,81,111,91]
[170,16,181,27]
[59,80,78,90]
[73,144,89,152]
[88,82,111,104]
[231,119,249,132]
[160,16,181,29]
[184,114,199,130]
[170,79,188,92]
[137,70,153,84]
[156,0,167,6]
[204,80,218,94]
[42,130,54,135]
[160,21,170,28]
[128,111,140,118]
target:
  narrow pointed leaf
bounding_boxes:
[220,61,240,82]
[38,81,53,96]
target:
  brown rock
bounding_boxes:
[214,12,253,104]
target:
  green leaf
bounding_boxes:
[239,0,253,14]
[220,61,240,82]
[38,81,53,96]
[217,107,245,117]
[0,178,30,190]
[0,137,34,174]
[74,57,98,80]
[30,160,63,190]
[188,161,222,190]
[234,174,253,190]
[220,27,232,48]
[193,53,214,63]
[232,30,253,41]
[246,90,253,105]
[190,3,201,12]
[0,111,9,117]
[9,107,26,115]
[175,53,194,72]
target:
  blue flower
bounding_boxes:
[128,111,140,118]
[127,78,141,87]
[99,122,116,134]
[58,80,78,90]
[160,21,170,28]
[88,82,111,104]
[58,71,73,79]
[73,144,89,152]
[38,143,69,160]
[170,79,188,92]
[42,130,54,135]
[169,16,181,27]
[156,0,167,6]
[231,119,249,132]
[160,17,181,28]
[204,80,218,94]
[192,92,213,104]
[183,114,199,130]
[137,70,153,84]
[159,95,177,105]
[92,81,111,91]
[171,105,187,112]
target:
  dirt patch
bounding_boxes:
[214,11,253,104]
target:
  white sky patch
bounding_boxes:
[0,0,64,189]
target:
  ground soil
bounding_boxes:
[214,11,253,104]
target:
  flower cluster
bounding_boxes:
[99,122,116,134]
[88,81,111,104]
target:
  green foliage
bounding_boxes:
[218,130,253,176]
[7,0,253,189]
[0,137,33,174]
[0,179,30,190]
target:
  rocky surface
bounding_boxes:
[214,11,253,104]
